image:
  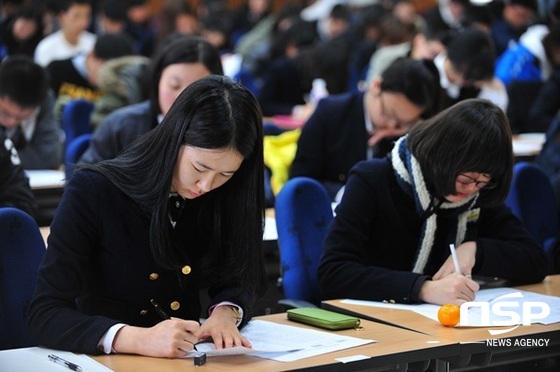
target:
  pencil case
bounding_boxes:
[287,307,361,330]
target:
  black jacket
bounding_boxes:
[318,158,549,303]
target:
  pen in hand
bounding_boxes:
[150,299,198,351]
[48,354,83,372]
[449,243,462,275]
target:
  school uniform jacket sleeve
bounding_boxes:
[28,171,123,353]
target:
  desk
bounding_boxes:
[92,313,458,372]
[25,169,66,227]
[322,275,560,370]
[512,133,546,158]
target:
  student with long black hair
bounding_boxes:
[29,76,267,357]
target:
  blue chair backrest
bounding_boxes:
[65,133,93,178]
[505,162,560,254]
[0,207,46,350]
[61,99,94,152]
[275,177,334,306]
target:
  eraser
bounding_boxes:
[193,351,206,366]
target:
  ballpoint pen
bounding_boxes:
[150,298,171,320]
[449,243,462,275]
[47,354,83,372]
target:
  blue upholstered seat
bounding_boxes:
[274,177,334,308]
[65,133,93,178]
[61,99,94,155]
[505,162,560,256]
[0,207,45,350]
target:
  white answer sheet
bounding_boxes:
[185,319,375,362]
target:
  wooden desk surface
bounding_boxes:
[323,275,560,340]
[92,313,458,372]
[322,275,560,368]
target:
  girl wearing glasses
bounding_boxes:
[318,98,549,306]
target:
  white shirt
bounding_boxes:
[34,30,97,67]
[434,53,509,112]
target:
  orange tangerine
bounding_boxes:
[438,304,460,327]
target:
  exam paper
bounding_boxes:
[0,347,112,372]
[185,319,375,362]
[342,288,560,326]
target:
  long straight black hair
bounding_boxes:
[80,75,266,300]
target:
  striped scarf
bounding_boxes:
[391,136,478,273]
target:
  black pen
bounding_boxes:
[48,354,83,372]
[150,299,199,352]
[150,298,171,319]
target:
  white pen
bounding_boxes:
[449,243,462,275]
[48,354,83,372]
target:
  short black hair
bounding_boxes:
[447,28,495,83]
[381,57,441,119]
[103,0,127,22]
[407,98,513,207]
[507,0,538,13]
[93,32,135,60]
[56,0,91,14]
[330,4,350,21]
[0,55,49,107]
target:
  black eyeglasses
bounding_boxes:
[456,174,497,189]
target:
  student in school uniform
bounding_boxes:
[317,98,549,306]
[46,32,136,119]
[28,75,267,357]
[433,28,509,112]
[0,55,62,170]
[79,35,223,164]
[34,0,96,67]
[289,57,440,201]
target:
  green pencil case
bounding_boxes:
[287,307,361,330]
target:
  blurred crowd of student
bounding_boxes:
[1,0,560,215]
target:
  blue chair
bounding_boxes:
[65,133,93,178]
[61,99,94,154]
[274,177,334,308]
[505,162,560,255]
[0,207,46,350]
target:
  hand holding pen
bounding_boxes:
[432,242,478,280]
[449,244,462,275]
[110,299,201,358]
[420,243,479,305]
[150,299,200,352]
